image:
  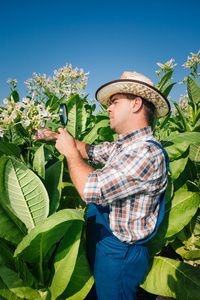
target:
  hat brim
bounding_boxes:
[95,79,170,118]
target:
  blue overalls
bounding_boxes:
[86,141,169,300]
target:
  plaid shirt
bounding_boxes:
[84,127,168,243]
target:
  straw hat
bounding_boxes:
[95,71,170,118]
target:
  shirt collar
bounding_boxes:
[116,126,153,144]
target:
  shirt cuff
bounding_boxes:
[84,171,103,204]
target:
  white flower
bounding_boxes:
[3,98,9,105]
[1,111,7,118]
[11,111,17,120]
[22,97,29,104]
[32,91,37,98]
[24,120,31,127]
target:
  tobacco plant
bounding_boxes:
[0,54,200,299]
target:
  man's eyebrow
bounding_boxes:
[110,97,118,103]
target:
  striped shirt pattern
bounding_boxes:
[84,127,168,243]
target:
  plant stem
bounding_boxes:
[39,234,44,285]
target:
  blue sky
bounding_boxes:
[0,0,199,110]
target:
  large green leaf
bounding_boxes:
[0,240,15,270]
[0,156,49,230]
[33,144,45,180]
[165,140,189,162]
[0,265,41,299]
[61,182,86,209]
[0,140,21,157]
[82,119,110,144]
[141,256,200,299]
[0,278,24,300]
[147,184,200,257]
[163,132,200,162]
[189,143,200,162]
[165,184,200,238]
[66,95,87,139]
[163,132,200,147]
[169,149,189,180]
[14,209,84,265]
[59,242,94,300]
[45,160,64,215]
[0,199,26,244]
[187,76,200,105]
[50,221,83,299]
[190,143,200,172]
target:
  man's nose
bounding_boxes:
[107,105,112,113]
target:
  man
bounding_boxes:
[34,71,170,299]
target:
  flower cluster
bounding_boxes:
[182,50,200,82]
[0,96,58,138]
[24,63,89,100]
[7,78,18,91]
[182,50,200,70]
[172,93,188,116]
[156,58,177,76]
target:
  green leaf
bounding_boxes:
[190,142,200,160]
[99,126,117,142]
[0,240,15,270]
[9,125,27,145]
[0,201,26,245]
[0,159,27,244]
[141,256,200,300]
[50,221,83,299]
[184,250,200,261]
[33,144,45,180]
[165,184,200,238]
[169,150,189,180]
[162,82,177,98]
[172,101,192,131]
[59,242,94,300]
[82,119,110,144]
[0,265,41,299]
[61,182,86,210]
[45,160,64,215]
[147,185,200,256]
[0,156,49,230]
[187,76,200,105]
[67,95,87,139]
[163,132,200,159]
[0,278,23,300]
[10,90,19,103]
[156,70,174,91]
[14,124,29,139]
[163,139,190,162]
[14,209,84,265]
[0,141,21,157]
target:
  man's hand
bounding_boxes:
[33,128,58,141]
[55,128,94,201]
[55,128,77,158]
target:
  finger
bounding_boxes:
[58,127,65,134]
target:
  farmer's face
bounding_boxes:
[107,94,134,134]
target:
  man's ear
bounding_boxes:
[131,97,143,113]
